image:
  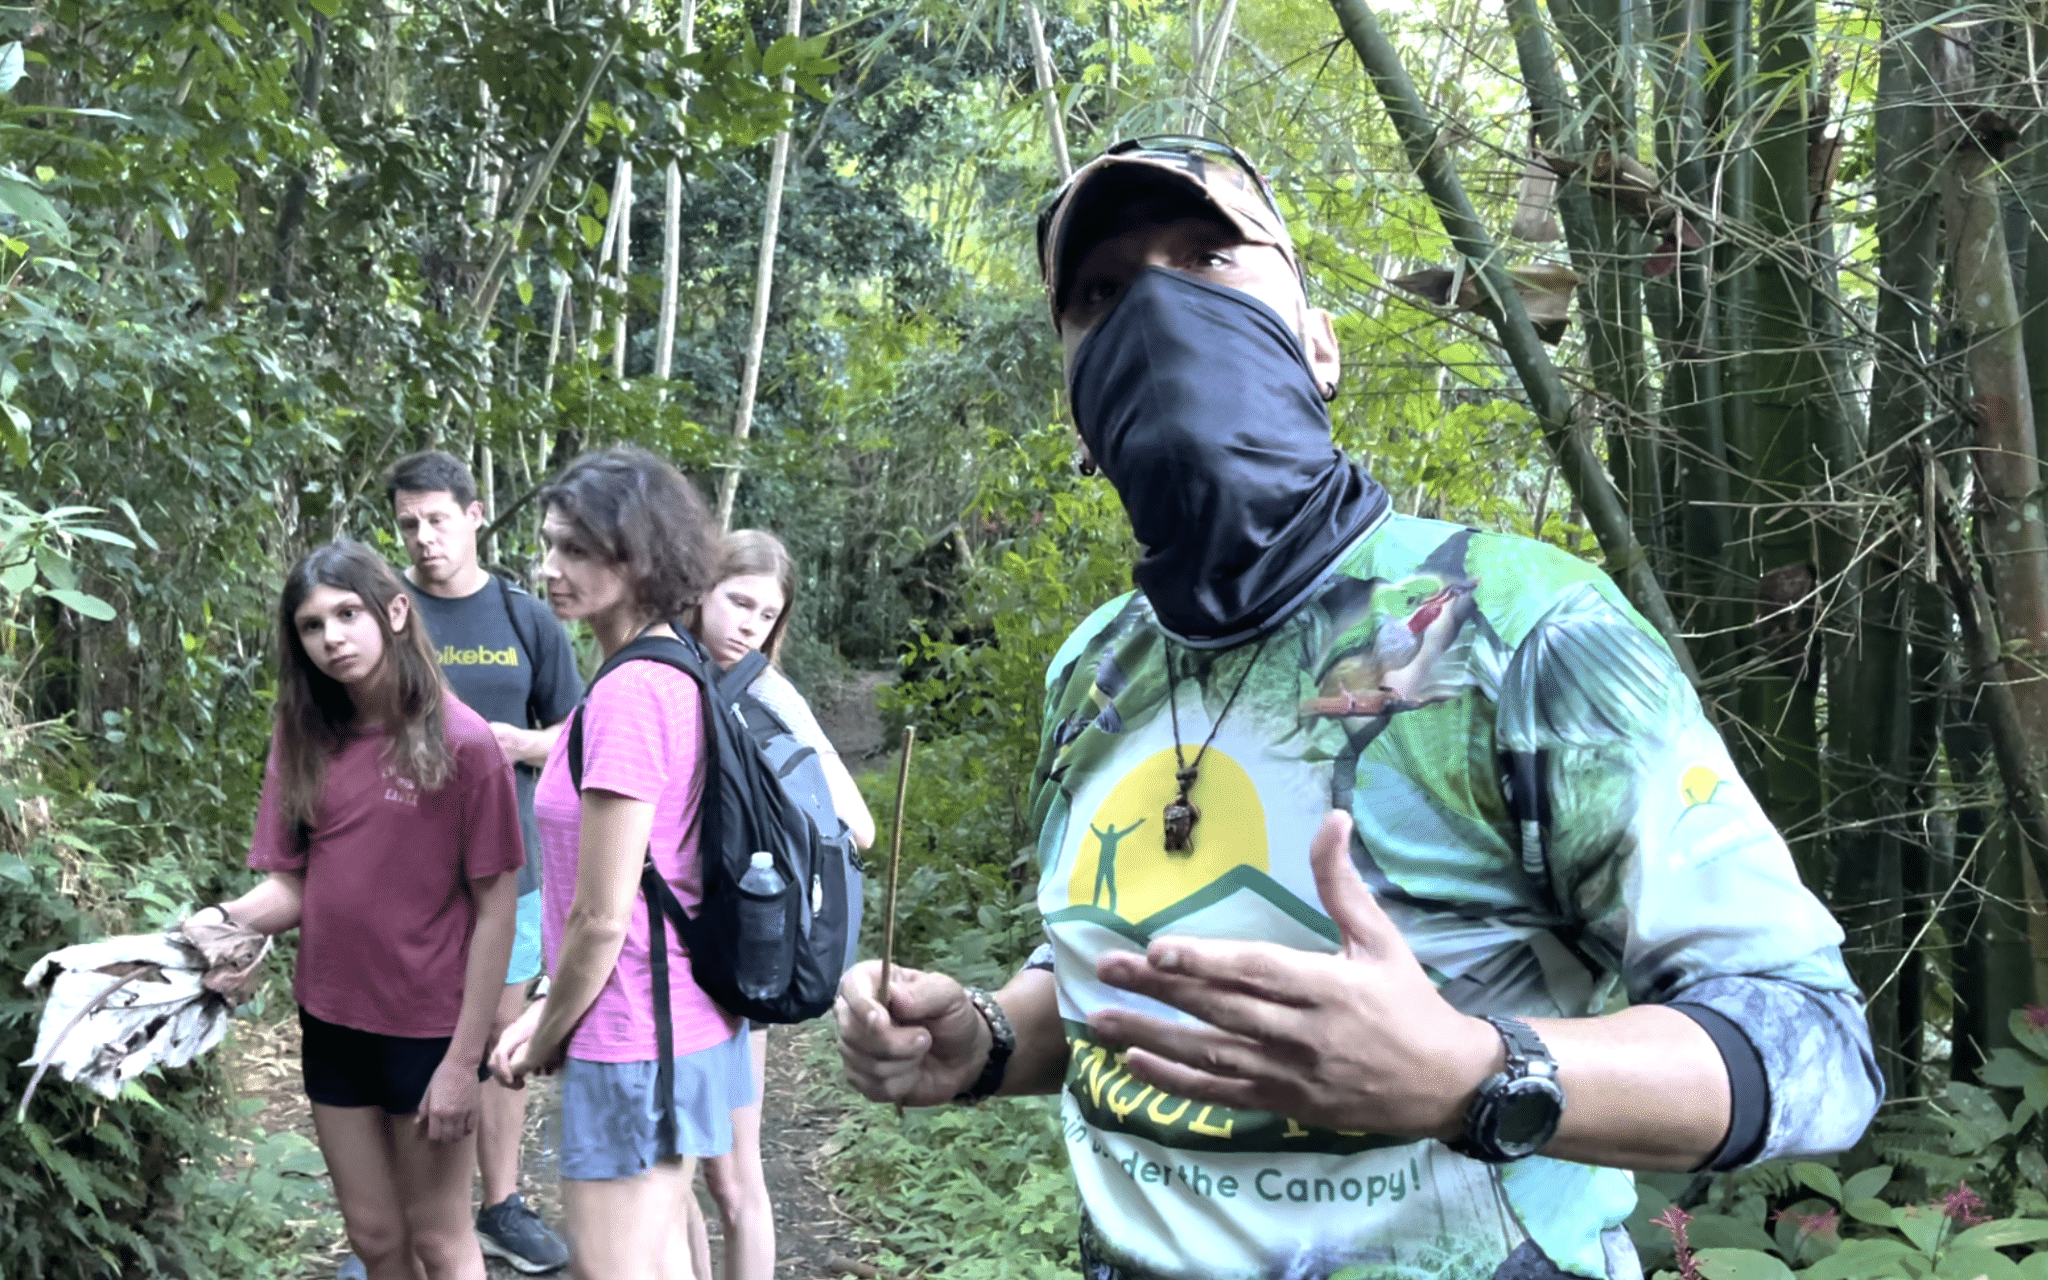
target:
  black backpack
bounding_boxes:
[564,630,856,1154]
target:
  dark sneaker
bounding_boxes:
[336,1256,367,1280]
[476,1194,570,1274]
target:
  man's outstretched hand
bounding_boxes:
[834,960,992,1107]
[1090,810,1501,1141]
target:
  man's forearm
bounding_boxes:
[1502,1005,1731,1171]
[997,968,1069,1096]
[448,873,519,1066]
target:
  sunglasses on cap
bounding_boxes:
[1035,135,1303,305]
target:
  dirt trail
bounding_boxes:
[224,668,894,1280]
[224,1020,861,1279]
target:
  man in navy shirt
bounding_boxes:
[382,449,582,1276]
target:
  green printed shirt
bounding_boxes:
[1028,516,1870,1280]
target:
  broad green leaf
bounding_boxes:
[46,587,115,620]
[2019,1254,2048,1280]
[1950,1220,2048,1251]
[1846,1166,1896,1202]
[1894,1204,1947,1256]
[48,348,76,390]
[1695,1249,1793,1280]
[2019,1147,2048,1193]
[1846,1197,1897,1228]
[0,171,64,237]
[0,42,23,94]
[0,401,24,465]
[1795,1162,1844,1203]
[308,0,341,14]
[1935,1248,2022,1280]
[0,555,33,595]
[1687,1213,1784,1255]
[34,545,73,589]
[1797,1239,1917,1280]
[2011,1008,2048,1060]
[1977,1048,2039,1089]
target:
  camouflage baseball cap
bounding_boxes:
[1036,135,1302,320]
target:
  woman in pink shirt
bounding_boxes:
[184,541,524,1280]
[493,447,747,1280]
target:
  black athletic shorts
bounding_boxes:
[298,1006,488,1114]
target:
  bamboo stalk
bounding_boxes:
[1326,0,1700,685]
[719,0,804,530]
[655,0,698,389]
[877,725,916,1007]
[1024,0,1072,182]
[468,36,620,337]
[610,159,632,379]
[1187,0,1239,133]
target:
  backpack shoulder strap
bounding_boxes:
[564,631,712,793]
[717,650,771,704]
[495,576,546,724]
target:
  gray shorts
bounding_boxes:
[557,1028,754,1181]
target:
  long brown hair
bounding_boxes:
[274,541,451,827]
[690,529,799,664]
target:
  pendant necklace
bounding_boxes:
[1162,638,1270,855]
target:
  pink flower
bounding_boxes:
[2025,1005,2048,1031]
[1653,1205,1701,1280]
[1942,1181,1990,1226]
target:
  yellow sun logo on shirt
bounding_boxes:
[1681,765,1724,808]
[1066,748,1269,923]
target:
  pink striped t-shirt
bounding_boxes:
[533,657,740,1062]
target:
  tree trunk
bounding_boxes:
[271,14,327,305]
[1647,0,1733,668]
[718,0,804,529]
[1545,0,1662,572]
[1941,46,2048,922]
[1829,0,1944,1090]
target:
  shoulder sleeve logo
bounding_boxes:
[1680,765,1723,808]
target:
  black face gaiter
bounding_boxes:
[1069,267,1389,648]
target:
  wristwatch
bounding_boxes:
[953,986,1015,1104]
[1449,1015,1565,1163]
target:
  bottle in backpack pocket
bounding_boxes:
[736,852,789,1001]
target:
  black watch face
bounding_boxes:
[1494,1078,1565,1153]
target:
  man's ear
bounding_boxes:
[1304,307,1341,401]
[465,501,487,528]
[387,590,412,635]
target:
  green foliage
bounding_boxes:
[0,510,332,1278]
[830,1095,1081,1280]
[1630,1027,2048,1280]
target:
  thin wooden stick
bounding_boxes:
[877,725,916,1008]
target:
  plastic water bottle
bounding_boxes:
[736,852,787,1001]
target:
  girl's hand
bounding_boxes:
[417,1057,482,1144]
[490,999,562,1088]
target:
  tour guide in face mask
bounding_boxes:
[834,138,1879,1280]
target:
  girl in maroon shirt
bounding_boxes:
[184,542,523,1280]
